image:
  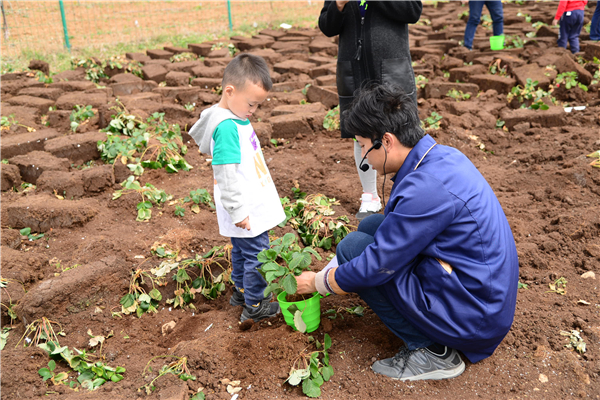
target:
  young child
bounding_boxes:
[188,54,284,322]
[553,0,588,54]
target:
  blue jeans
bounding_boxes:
[463,1,504,50]
[336,214,434,350]
[591,2,600,41]
[558,9,584,53]
[230,232,270,306]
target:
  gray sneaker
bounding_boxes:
[229,287,245,307]
[371,346,465,381]
[240,296,280,322]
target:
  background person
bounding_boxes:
[318,0,422,221]
[296,84,519,381]
[553,0,587,53]
[462,0,504,50]
[591,0,600,41]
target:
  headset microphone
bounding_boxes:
[358,139,382,172]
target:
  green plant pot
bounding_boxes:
[490,35,505,51]
[277,291,321,333]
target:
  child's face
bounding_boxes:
[223,81,268,120]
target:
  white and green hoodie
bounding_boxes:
[188,104,285,238]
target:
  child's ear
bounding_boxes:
[223,84,235,96]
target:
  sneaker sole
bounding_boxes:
[240,309,280,323]
[395,361,466,381]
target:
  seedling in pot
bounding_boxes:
[259,232,321,299]
[140,355,195,395]
[286,334,334,398]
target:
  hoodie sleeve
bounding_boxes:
[319,0,346,37]
[213,164,249,224]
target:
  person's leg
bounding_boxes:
[591,2,600,40]
[557,14,568,49]
[464,1,485,49]
[567,10,585,53]
[230,238,245,291]
[485,0,504,37]
[231,234,270,305]
[359,285,465,381]
[357,286,434,349]
[336,214,385,263]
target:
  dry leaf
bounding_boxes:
[53,190,64,200]
[577,300,590,305]
[539,374,548,383]
[227,385,242,394]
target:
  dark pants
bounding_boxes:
[336,214,434,350]
[463,1,504,50]
[558,9,584,53]
[591,2,600,41]
[230,232,269,306]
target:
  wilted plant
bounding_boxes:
[140,355,195,395]
[323,106,340,131]
[286,334,334,398]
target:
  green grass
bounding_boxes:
[2,15,318,75]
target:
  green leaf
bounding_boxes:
[323,333,332,351]
[48,360,56,371]
[54,372,69,383]
[20,227,31,236]
[149,288,162,301]
[281,274,298,295]
[138,293,151,303]
[78,371,94,384]
[302,378,322,398]
[321,365,334,381]
[120,294,135,308]
[39,368,53,381]
[260,261,280,273]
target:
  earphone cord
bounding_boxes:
[382,143,388,208]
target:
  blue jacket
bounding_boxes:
[335,135,519,363]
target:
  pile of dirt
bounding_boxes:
[1,2,600,399]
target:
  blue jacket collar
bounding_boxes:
[391,134,437,183]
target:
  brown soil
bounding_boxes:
[2,2,600,400]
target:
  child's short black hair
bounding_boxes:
[343,84,424,148]
[222,53,273,92]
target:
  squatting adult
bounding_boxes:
[296,84,519,381]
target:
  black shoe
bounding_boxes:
[229,287,245,307]
[371,346,465,381]
[240,296,280,322]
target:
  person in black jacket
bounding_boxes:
[318,0,422,221]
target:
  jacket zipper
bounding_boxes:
[354,16,364,61]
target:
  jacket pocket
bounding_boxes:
[381,58,416,98]
[336,60,355,97]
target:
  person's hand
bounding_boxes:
[235,216,251,230]
[336,0,349,12]
[296,271,317,294]
[552,18,559,26]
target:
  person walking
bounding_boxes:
[462,0,504,51]
[318,0,422,221]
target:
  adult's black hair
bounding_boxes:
[343,84,425,148]
[222,53,273,92]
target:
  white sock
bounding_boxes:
[354,140,378,199]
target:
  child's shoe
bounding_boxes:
[229,287,245,307]
[240,297,280,322]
